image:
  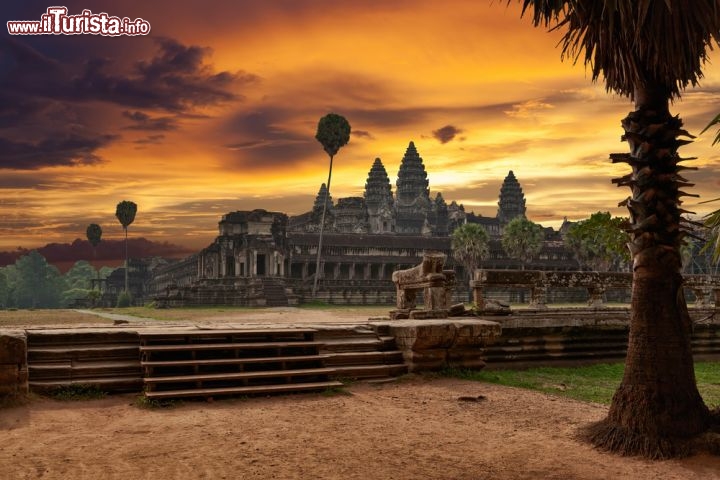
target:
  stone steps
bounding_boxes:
[261,278,289,307]
[140,328,342,400]
[317,329,407,380]
[26,331,142,393]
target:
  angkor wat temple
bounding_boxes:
[148,142,574,306]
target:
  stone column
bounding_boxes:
[692,287,714,308]
[471,280,484,309]
[587,286,605,308]
[529,285,547,309]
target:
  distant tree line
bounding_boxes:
[0,251,114,309]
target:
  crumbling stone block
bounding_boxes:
[0,330,29,396]
[387,319,501,372]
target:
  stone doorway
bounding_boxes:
[225,256,235,277]
[256,254,266,276]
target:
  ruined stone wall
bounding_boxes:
[473,269,720,309]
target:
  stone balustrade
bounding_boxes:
[390,252,456,319]
[472,269,720,309]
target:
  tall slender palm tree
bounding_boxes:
[312,113,351,298]
[518,1,720,458]
[86,223,102,292]
[115,200,137,296]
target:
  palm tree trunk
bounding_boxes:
[585,86,710,458]
[312,154,334,298]
[124,227,129,294]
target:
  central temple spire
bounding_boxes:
[395,141,429,206]
[497,170,526,224]
[394,141,432,234]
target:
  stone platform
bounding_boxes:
[0,318,503,398]
[374,319,501,372]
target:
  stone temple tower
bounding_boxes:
[312,183,333,213]
[364,158,395,234]
[395,141,431,234]
[497,170,526,224]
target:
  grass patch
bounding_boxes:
[47,384,106,401]
[104,305,256,322]
[444,361,720,406]
[695,362,720,409]
[321,386,352,397]
[134,395,183,409]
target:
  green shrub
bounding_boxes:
[48,384,106,401]
[116,290,132,308]
[135,395,181,409]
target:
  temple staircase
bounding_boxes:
[261,278,289,307]
[139,328,341,400]
[24,326,409,399]
[26,330,142,393]
[318,325,408,381]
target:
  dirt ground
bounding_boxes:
[2,377,720,480]
[3,308,720,479]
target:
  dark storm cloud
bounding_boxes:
[122,111,178,131]
[352,130,374,139]
[220,109,314,169]
[68,38,257,111]
[432,125,463,144]
[0,134,118,170]
[343,102,516,129]
[134,135,166,146]
[0,35,254,169]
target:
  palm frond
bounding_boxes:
[701,208,720,262]
[518,0,720,99]
[700,113,720,146]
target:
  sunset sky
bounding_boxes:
[3,1,720,255]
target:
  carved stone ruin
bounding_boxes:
[390,252,454,320]
[472,269,720,310]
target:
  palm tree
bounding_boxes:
[500,217,544,270]
[86,223,102,293]
[703,208,720,263]
[517,1,720,458]
[451,223,490,300]
[115,200,137,296]
[312,113,351,297]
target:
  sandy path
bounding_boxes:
[2,376,720,480]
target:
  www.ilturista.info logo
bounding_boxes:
[7,7,151,36]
